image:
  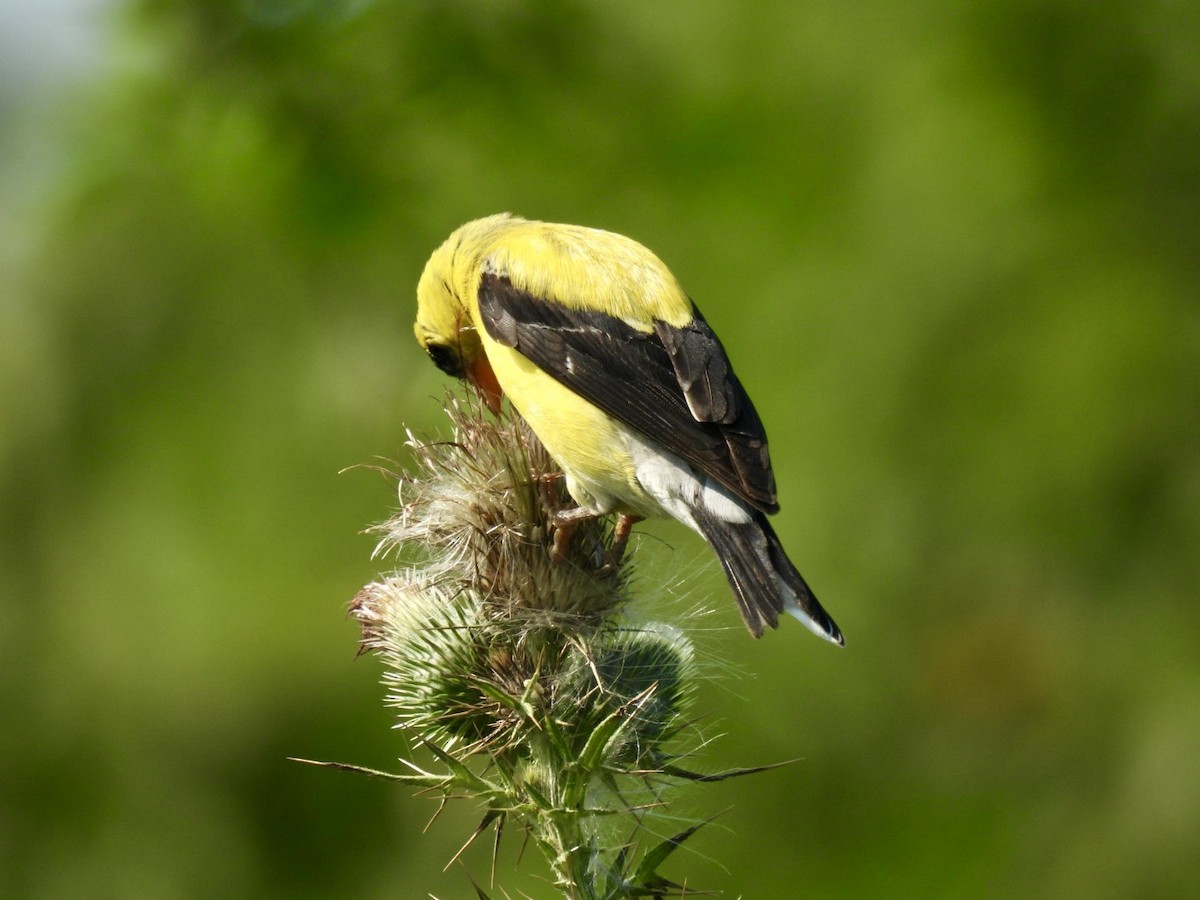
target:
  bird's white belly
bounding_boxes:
[626,432,752,531]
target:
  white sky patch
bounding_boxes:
[0,0,114,94]
[1,0,116,252]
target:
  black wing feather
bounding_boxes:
[477,271,778,513]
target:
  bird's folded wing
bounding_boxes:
[477,271,778,513]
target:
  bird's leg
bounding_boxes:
[538,471,565,516]
[607,513,644,568]
[552,506,600,563]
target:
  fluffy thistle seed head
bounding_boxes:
[370,395,630,630]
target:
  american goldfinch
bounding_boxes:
[414,213,843,644]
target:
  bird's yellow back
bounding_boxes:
[418,214,695,342]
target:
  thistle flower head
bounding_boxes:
[344,394,734,898]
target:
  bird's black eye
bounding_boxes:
[425,342,464,378]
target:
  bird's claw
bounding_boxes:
[551,506,597,564]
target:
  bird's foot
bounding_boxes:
[551,506,599,563]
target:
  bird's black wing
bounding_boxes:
[477,271,778,513]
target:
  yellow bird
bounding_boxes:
[414,213,843,644]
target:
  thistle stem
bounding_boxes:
[543,812,595,900]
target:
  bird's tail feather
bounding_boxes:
[691,508,844,645]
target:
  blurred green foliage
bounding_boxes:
[2,0,1198,897]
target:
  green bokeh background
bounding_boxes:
[3,1,1198,897]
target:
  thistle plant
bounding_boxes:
[312,395,777,898]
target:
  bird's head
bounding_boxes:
[414,230,503,410]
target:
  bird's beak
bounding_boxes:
[467,355,503,415]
